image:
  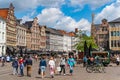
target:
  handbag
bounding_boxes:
[57,66,61,72]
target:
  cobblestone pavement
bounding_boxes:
[0,61,120,80]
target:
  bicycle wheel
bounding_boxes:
[86,65,93,73]
[98,64,105,73]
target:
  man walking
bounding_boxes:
[12,57,18,75]
[25,56,33,77]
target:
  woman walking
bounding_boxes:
[48,57,55,78]
[39,56,47,78]
[18,57,24,77]
[59,56,66,75]
[67,55,75,75]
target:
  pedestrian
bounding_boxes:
[25,56,33,77]
[67,55,75,75]
[116,54,120,66]
[39,56,47,78]
[48,57,55,78]
[18,57,24,77]
[1,56,5,67]
[34,54,38,62]
[6,55,10,62]
[59,56,66,75]
[12,57,18,75]
[83,56,87,67]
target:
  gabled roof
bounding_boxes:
[68,32,75,37]
[46,27,63,36]
[24,21,33,28]
[0,8,9,19]
[109,17,120,23]
[93,24,100,27]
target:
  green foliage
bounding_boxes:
[75,32,98,52]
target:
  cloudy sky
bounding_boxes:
[0,0,120,35]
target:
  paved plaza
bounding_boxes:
[0,61,120,80]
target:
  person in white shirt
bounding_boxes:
[48,57,55,78]
[6,55,10,62]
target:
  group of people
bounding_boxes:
[39,55,76,78]
[1,54,76,79]
[1,55,11,67]
[83,55,103,67]
[12,56,33,77]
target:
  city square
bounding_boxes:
[0,60,120,80]
[1,0,120,80]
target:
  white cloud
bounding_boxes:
[22,16,33,23]
[37,8,63,27]
[38,0,65,8]
[95,0,120,23]
[0,0,65,12]
[70,0,114,10]
[36,8,91,35]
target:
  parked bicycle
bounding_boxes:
[86,63,105,73]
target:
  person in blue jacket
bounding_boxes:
[67,55,76,75]
[39,56,47,78]
[12,57,18,75]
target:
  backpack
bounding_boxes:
[12,60,18,67]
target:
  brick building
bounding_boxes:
[24,17,46,51]
[91,19,109,50]
[0,3,17,55]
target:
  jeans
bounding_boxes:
[60,65,65,74]
[69,66,73,74]
[20,65,24,76]
[13,67,18,75]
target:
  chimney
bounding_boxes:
[75,28,78,33]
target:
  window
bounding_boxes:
[118,40,120,47]
[111,40,113,47]
[117,31,119,36]
[111,31,113,36]
[2,32,4,39]
[114,40,116,47]
[113,31,116,36]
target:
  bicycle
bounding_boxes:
[86,63,105,73]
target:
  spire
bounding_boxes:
[92,13,95,25]
[9,3,14,9]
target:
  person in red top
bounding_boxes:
[19,57,24,76]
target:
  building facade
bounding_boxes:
[16,20,27,48]
[109,17,120,51]
[25,17,46,51]
[26,28,31,50]
[58,30,72,52]
[46,28,63,51]
[0,3,17,55]
[91,19,109,50]
[0,17,6,56]
[39,26,46,49]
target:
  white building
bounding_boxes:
[16,20,27,48]
[63,34,72,52]
[46,28,63,51]
[0,17,6,56]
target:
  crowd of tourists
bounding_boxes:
[0,54,76,79]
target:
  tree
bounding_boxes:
[75,31,98,52]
